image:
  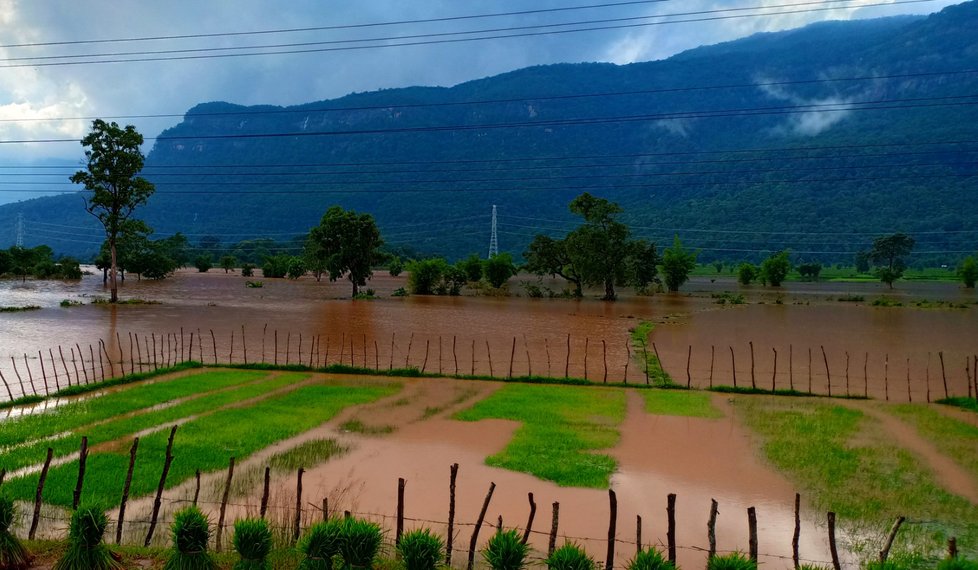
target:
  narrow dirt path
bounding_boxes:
[842,400,978,504]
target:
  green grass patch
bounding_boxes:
[641,390,722,418]
[0,305,40,312]
[268,438,349,472]
[887,404,978,483]
[837,295,866,303]
[2,378,399,507]
[0,368,261,448]
[938,397,978,413]
[872,296,904,307]
[454,384,626,488]
[0,371,297,472]
[339,419,395,435]
[734,397,978,561]
[628,321,673,386]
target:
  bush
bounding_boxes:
[298,519,343,570]
[241,263,256,277]
[287,257,307,279]
[482,529,529,570]
[707,552,756,570]
[407,258,448,295]
[54,506,123,570]
[737,263,758,285]
[232,518,272,570]
[261,254,292,278]
[760,250,791,287]
[397,529,445,570]
[164,506,216,570]
[194,255,213,273]
[220,255,237,274]
[337,517,383,570]
[959,256,978,289]
[0,494,31,570]
[391,287,408,297]
[459,254,484,282]
[388,256,404,277]
[627,547,674,570]
[546,542,595,570]
[484,253,517,288]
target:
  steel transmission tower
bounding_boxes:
[488,205,499,258]
[15,213,24,247]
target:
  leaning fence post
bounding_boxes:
[772,348,778,392]
[29,447,53,540]
[792,493,801,569]
[747,506,758,563]
[467,482,496,570]
[939,351,949,399]
[607,489,618,570]
[822,345,832,397]
[879,516,905,563]
[193,470,201,506]
[216,457,236,552]
[730,346,737,388]
[294,467,304,544]
[686,345,692,388]
[636,515,642,553]
[72,436,89,510]
[667,493,677,564]
[707,498,719,560]
[0,370,12,402]
[260,466,271,519]
[116,437,139,544]
[749,341,756,389]
[211,329,218,365]
[548,502,560,556]
[145,425,177,547]
[828,512,841,570]
[396,477,406,546]
[508,336,516,379]
[566,334,571,378]
[521,493,537,545]
[446,463,459,565]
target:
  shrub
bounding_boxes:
[0,494,30,570]
[232,518,272,570]
[241,263,256,277]
[482,529,529,570]
[397,528,445,570]
[760,250,791,287]
[707,552,755,570]
[194,255,213,273]
[164,506,216,570]
[483,253,517,288]
[459,254,484,282]
[261,254,292,278]
[246,280,264,288]
[220,255,237,274]
[628,547,674,570]
[937,558,978,570]
[407,258,448,295]
[298,519,343,570]
[337,517,383,570]
[737,263,758,285]
[546,542,595,570]
[54,506,123,570]
[391,287,408,297]
[388,256,404,277]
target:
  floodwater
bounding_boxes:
[1,270,976,402]
[105,377,843,569]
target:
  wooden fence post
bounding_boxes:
[747,506,758,563]
[607,489,618,570]
[566,334,571,379]
[710,345,716,388]
[467,482,496,570]
[907,358,913,402]
[808,348,813,394]
[216,457,236,552]
[260,466,271,518]
[212,329,219,365]
[822,346,832,397]
[636,515,642,553]
[939,351,949,399]
[879,516,905,563]
[322,498,329,521]
[453,336,459,375]
[624,342,630,384]
[72,436,89,510]
[422,340,430,373]
[792,493,801,570]
[116,438,139,544]
[686,345,692,389]
[548,502,560,557]
[294,467,304,544]
[949,537,958,559]
[486,341,494,377]
[750,341,756,389]
[772,348,778,392]
[708,499,719,561]
[584,338,589,381]
[603,340,609,384]
[193,470,201,506]
[405,333,413,368]
[58,345,71,387]
[145,425,177,547]
[667,493,677,564]
[525,335,533,378]
[509,337,516,379]
[29,448,53,540]
[446,463,458,565]
[522,493,536,545]
[789,344,794,391]
[845,351,851,397]
[242,325,248,365]
[652,343,664,383]
[643,344,650,385]
[828,512,841,570]
[396,477,406,546]
[730,347,737,388]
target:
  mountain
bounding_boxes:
[3,2,978,266]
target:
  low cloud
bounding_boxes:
[758,80,855,137]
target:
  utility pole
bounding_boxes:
[488,205,498,258]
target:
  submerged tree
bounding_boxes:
[760,250,792,287]
[959,255,978,289]
[869,233,915,288]
[70,120,155,303]
[660,236,698,292]
[306,206,385,297]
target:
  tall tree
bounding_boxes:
[661,236,698,292]
[306,205,385,297]
[869,233,915,288]
[760,250,792,287]
[523,235,583,297]
[70,120,154,303]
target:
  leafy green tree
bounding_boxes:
[159,233,190,268]
[760,250,792,287]
[442,264,467,295]
[129,242,178,280]
[566,192,632,300]
[261,254,292,278]
[661,236,698,292]
[524,235,583,297]
[306,205,385,297]
[959,255,978,289]
[286,257,306,279]
[854,251,871,273]
[483,253,517,288]
[219,255,237,274]
[629,240,660,290]
[7,246,38,282]
[194,255,213,273]
[459,254,484,282]
[388,256,404,277]
[407,258,448,295]
[712,261,724,273]
[738,263,758,285]
[241,263,256,277]
[869,233,915,288]
[796,262,822,281]
[70,119,154,303]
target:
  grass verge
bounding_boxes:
[887,404,978,483]
[454,383,626,488]
[938,397,978,413]
[641,390,722,418]
[2,378,399,507]
[628,321,674,386]
[268,438,349,472]
[733,397,978,562]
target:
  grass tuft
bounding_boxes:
[232,518,272,570]
[937,558,978,570]
[268,439,349,473]
[54,506,123,570]
[298,519,343,570]
[164,506,216,570]
[706,552,756,570]
[337,517,383,570]
[482,529,528,570]
[396,528,444,570]
[627,547,674,570]
[339,420,394,435]
[0,494,31,570]
[547,542,595,570]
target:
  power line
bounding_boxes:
[0,0,939,69]
[4,94,978,145]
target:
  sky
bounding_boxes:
[0,0,962,204]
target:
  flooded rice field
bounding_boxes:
[1,270,976,402]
